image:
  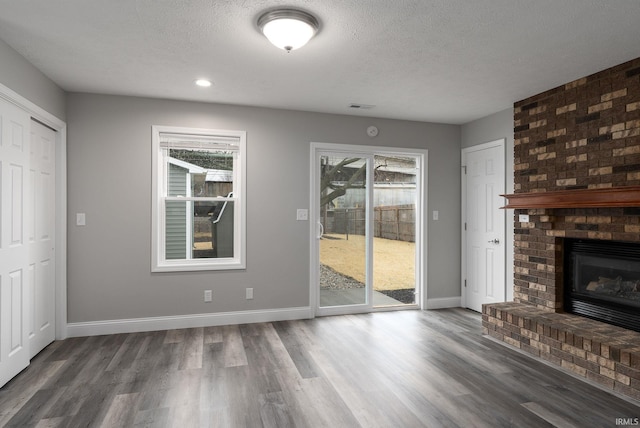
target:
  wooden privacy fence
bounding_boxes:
[322,205,415,242]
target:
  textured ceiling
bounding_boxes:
[0,1,639,124]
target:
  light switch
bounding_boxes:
[433,210,439,221]
[519,214,530,223]
[76,213,86,226]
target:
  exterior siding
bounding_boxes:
[166,163,187,259]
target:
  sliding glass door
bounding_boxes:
[317,153,371,310]
[312,143,425,316]
[372,154,418,306]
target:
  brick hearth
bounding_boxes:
[483,57,640,401]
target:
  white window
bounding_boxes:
[151,126,246,272]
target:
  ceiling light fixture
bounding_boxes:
[257,9,319,52]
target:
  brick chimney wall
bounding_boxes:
[483,57,640,401]
[513,57,640,311]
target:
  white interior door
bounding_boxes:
[27,120,56,358]
[0,99,31,385]
[462,140,506,312]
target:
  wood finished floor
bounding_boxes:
[1,308,639,427]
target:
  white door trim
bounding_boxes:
[461,138,506,309]
[0,83,67,340]
[309,142,427,316]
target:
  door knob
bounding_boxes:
[488,239,500,244]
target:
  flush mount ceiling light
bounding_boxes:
[257,9,319,52]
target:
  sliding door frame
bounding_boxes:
[309,142,427,317]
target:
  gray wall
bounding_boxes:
[461,107,515,301]
[0,38,66,120]
[461,108,513,152]
[66,93,461,322]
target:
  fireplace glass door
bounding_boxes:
[572,254,640,306]
[565,238,640,332]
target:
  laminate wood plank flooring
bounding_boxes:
[1,308,639,427]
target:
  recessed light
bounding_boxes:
[195,79,212,87]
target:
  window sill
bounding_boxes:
[152,259,245,273]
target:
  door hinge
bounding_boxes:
[464,279,467,288]
[462,165,467,174]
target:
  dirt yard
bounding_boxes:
[320,234,415,291]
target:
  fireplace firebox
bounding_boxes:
[564,238,640,333]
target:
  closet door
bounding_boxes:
[27,120,56,358]
[0,99,31,385]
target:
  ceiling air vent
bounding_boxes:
[349,103,375,110]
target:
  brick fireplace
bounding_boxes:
[483,57,640,401]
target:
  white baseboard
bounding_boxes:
[426,296,461,309]
[66,306,313,338]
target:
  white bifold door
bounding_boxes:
[0,99,56,387]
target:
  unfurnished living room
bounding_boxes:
[2,1,640,427]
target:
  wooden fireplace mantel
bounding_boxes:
[501,185,640,209]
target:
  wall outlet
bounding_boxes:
[246,288,254,300]
[204,290,212,302]
[519,214,530,223]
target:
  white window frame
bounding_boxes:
[151,125,246,272]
